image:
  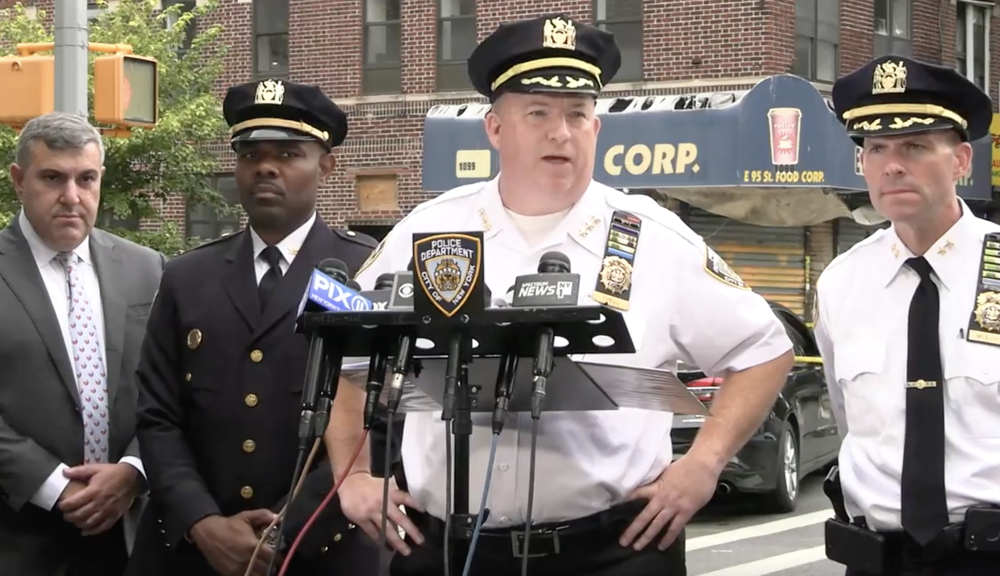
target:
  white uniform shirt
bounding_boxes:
[17,211,144,510]
[248,211,316,283]
[814,200,1000,531]
[355,176,792,527]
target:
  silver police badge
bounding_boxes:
[413,233,483,318]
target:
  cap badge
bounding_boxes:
[872,60,907,95]
[255,79,285,105]
[543,17,576,51]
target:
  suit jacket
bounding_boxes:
[0,217,165,575]
[128,217,382,576]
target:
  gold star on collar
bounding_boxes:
[937,239,954,256]
[891,243,900,258]
[578,215,601,238]
[478,208,492,233]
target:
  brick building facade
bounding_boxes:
[195,0,998,237]
[94,0,1000,240]
[3,0,999,317]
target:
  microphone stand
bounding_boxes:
[442,329,473,576]
[267,332,331,576]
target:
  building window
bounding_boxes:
[363,0,402,94]
[163,0,197,54]
[792,0,839,83]
[253,0,288,78]
[594,0,642,83]
[957,0,990,91]
[436,0,476,92]
[874,0,911,57]
[186,176,242,241]
[97,207,141,231]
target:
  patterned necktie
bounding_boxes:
[900,256,949,545]
[55,252,110,464]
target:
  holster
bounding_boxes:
[823,465,886,575]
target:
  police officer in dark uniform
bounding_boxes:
[127,79,380,576]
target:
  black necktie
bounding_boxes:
[900,256,949,545]
[258,245,283,311]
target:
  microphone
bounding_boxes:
[384,257,415,310]
[300,259,374,314]
[360,273,394,429]
[360,268,415,427]
[299,258,350,423]
[359,273,395,310]
[385,328,414,414]
[510,251,580,308]
[512,251,576,420]
[315,278,359,436]
[491,352,518,434]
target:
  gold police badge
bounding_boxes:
[973,291,1000,332]
[598,256,632,295]
[413,233,483,318]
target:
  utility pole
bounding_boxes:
[53,0,89,117]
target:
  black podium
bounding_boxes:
[301,301,637,569]
[300,231,707,574]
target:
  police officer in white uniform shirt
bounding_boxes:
[325,14,794,576]
[816,55,1000,576]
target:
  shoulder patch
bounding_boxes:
[333,227,378,249]
[355,236,386,277]
[705,246,750,290]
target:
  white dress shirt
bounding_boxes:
[248,211,316,284]
[354,176,792,527]
[19,211,145,511]
[814,199,1000,531]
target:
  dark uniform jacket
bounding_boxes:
[127,217,380,576]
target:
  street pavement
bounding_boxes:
[685,471,843,576]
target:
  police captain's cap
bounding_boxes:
[223,79,348,150]
[468,14,621,101]
[832,55,993,144]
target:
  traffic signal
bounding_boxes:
[94,53,158,128]
[0,55,55,127]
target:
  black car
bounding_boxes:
[670,301,840,512]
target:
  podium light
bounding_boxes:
[0,55,55,127]
[94,53,158,128]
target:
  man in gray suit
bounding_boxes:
[0,112,166,575]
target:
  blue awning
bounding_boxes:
[422,74,991,218]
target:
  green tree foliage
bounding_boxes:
[0,0,234,255]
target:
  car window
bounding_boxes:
[783,321,808,356]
